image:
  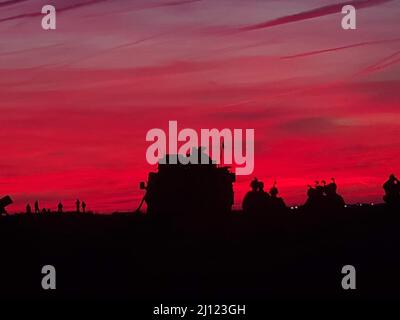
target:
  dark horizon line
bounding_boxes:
[3,202,385,216]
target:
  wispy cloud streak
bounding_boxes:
[358,50,400,75]
[0,0,110,23]
[239,0,394,32]
[281,38,400,59]
[0,0,202,23]
[0,0,27,7]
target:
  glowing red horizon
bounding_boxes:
[1,0,399,212]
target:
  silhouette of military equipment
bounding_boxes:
[0,196,13,215]
[139,147,235,217]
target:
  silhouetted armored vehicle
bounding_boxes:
[0,195,13,215]
[139,147,235,217]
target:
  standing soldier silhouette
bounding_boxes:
[269,181,287,212]
[383,174,400,206]
[26,204,32,214]
[82,201,86,213]
[76,199,81,213]
[57,202,63,213]
[34,200,40,214]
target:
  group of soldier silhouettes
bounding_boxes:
[25,199,87,214]
[25,174,400,215]
[242,178,287,214]
[303,178,345,211]
[242,174,400,214]
[2,174,399,216]
[242,177,346,214]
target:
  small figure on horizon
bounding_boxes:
[258,181,270,212]
[383,174,400,207]
[242,178,262,214]
[324,178,346,209]
[34,200,40,214]
[269,182,287,212]
[304,181,326,210]
[250,178,259,191]
[41,208,47,214]
[242,178,273,214]
[57,202,63,213]
[26,204,32,214]
[315,180,325,199]
[76,199,81,213]
[82,201,86,213]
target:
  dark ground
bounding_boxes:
[0,205,399,302]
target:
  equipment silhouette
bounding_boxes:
[140,147,235,218]
[0,196,13,215]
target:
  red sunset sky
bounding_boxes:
[1,0,399,212]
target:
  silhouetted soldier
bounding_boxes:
[141,171,165,215]
[26,204,32,214]
[315,180,325,199]
[324,178,345,210]
[34,200,40,214]
[383,174,400,206]
[242,178,270,215]
[82,201,86,213]
[304,185,315,209]
[76,199,81,213]
[242,178,261,213]
[304,181,325,210]
[57,202,63,213]
[250,178,259,190]
[258,181,271,211]
[269,183,287,212]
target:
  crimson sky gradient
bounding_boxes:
[1,0,400,212]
